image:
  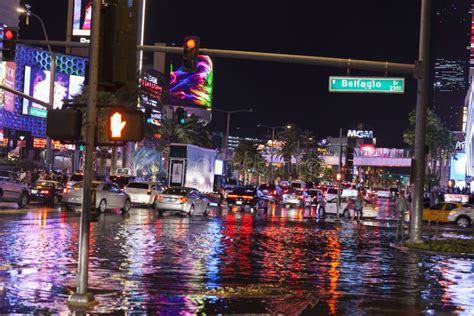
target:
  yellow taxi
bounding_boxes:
[423,202,464,222]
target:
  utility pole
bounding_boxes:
[410,0,431,243]
[67,0,101,308]
[336,127,343,221]
[213,108,253,149]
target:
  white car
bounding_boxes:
[447,205,474,228]
[63,181,131,213]
[324,197,378,218]
[155,187,210,216]
[282,191,308,208]
[125,182,166,207]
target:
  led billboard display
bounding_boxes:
[168,55,213,109]
[450,152,467,181]
[72,0,92,37]
[0,61,16,112]
[22,66,85,118]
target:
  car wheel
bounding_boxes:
[188,205,195,217]
[204,204,210,216]
[456,216,471,228]
[98,199,107,213]
[122,199,131,213]
[343,209,350,219]
[18,192,28,208]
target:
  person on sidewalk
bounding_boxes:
[353,189,364,221]
[395,191,408,221]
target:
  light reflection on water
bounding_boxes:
[0,207,471,314]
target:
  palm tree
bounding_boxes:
[277,125,300,179]
[233,140,266,184]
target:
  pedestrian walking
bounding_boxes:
[353,189,364,221]
[395,191,408,221]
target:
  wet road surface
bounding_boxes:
[0,200,472,314]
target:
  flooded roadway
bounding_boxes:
[0,202,472,314]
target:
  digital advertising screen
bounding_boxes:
[0,61,16,112]
[22,66,85,118]
[450,152,467,181]
[168,55,213,109]
[139,69,166,126]
[72,0,92,37]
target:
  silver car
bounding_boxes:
[155,187,210,216]
[63,181,131,213]
[125,182,166,207]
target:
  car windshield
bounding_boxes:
[259,184,275,190]
[70,174,83,182]
[308,190,321,196]
[291,183,302,188]
[33,182,55,189]
[232,188,256,195]
[163,188,190,196]
[327,188,339,194]
[127,183,149,189]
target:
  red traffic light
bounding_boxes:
[185,38,196,49]
[4,30,13,40]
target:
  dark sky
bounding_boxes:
[18,0,422,147]
[146,0,421,147]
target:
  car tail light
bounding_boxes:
[156,195,165,202]
[178,197,188,203]
[273,190,277,195]
[63,188,69,193]
[242,195,254,200]
[41,190,50,194]
[227,194,238,198]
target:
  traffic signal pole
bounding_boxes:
[410,0,431,243]
[67,0,101,308]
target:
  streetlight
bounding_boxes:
[17,4,55,171]
[212,107,253,149]
[257,124,291,184]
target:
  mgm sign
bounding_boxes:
[347,130,374,139]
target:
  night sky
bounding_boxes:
[147,0,421,147]
[19,0,423,147]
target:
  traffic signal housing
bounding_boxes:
[182,36,200,72]
[175,108,187,125]
[46,109,83,141]
[107,109,144,141]
[1,27,18,62]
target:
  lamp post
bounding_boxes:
[212,108,253,149]
[17,5,55,171]
[257,124,291,184]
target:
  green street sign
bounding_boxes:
[329,76,405,94]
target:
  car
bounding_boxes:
[279,181,291,193]
[258,184,282,202]
[325,187,341,201]
[155,187,210,216]
[0,171,29,208]
[227,187,267,210]
[62,181,131,213]
[290,180,306,192]
[447,204,474,227]
[29,180,64,206]
[375,189,392,199]
[109,175,133,189]
[67,173,84,188]
[125,182,166,207]
[282,190,308,208]
[423,202,465,223]
[324,197,378,218]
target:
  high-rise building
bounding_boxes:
[430,0,471,131]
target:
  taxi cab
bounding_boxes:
[423,202,464,222]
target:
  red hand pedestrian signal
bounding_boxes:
[110,112,126,138]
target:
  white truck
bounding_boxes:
[168,144,216,193]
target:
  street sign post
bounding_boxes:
[329,76,405,93]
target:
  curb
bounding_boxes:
[389,242,474,259]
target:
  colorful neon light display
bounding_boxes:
[168,55,213,109]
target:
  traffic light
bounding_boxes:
[182,36,200,72]
[46,109,83,141]
[107,109,144,141]
[175,108,187,125]
[448,179,455,188]
[1,27,18,62]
